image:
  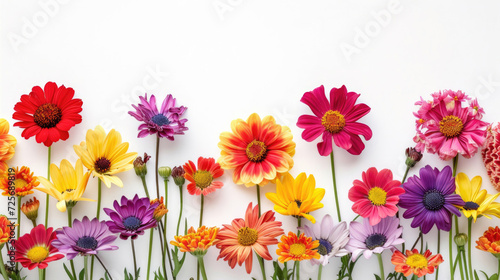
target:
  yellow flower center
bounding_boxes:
[193,170,213,189]
[237,227,258,246]
[321,110,346,134]
[289,243,306,256]
[14,179,28,191]
[439,115,463,138]
[246,140,267,162]
[26,246,49,263]
[368,187,387,206]
[405,253,428,269]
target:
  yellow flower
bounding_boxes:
[265,172,325,223]
[0,119,17,174]
[74,125,137,188]
[36,159,93,212]
[170,226,219,257]
[455,172,500,223]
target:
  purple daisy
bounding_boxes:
[52,217,118,260]
[398,165,465,234]
[299,214,349,266]
[345,216,404,260]
[104,195,158,240]
[128,93,188,139]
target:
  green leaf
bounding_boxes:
[63,263,76,280]
[78,268,85,280]
[374,274,382,280]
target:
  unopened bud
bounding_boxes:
[21,197,40,222]
[134,153,151,177]
[158,166,172,179]
[454,233,468,247]
[405,147,423,168]
[150,197,168,222]
[172,166,185,187]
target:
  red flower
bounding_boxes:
[13,82,83,147]
[183,157,224,196]
[14,224,64,270]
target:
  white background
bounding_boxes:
[2,1,500,279]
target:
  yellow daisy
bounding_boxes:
[36,159,93,212]
[265,172,325,223]
[455,172,500,223]
[73,125,137,188]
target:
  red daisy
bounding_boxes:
[297,85,372,156]
[183,157,224,196]
[13,82,83,147]
[14,224,64,270]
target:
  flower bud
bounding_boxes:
[21,197,40,222]
[150,197,168,222]
[134,153,151,177]
[172,166,185,187]
[405,147,423,168]
[454,233,468,247]
[158,166,172,179]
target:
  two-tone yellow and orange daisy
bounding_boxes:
[170,226,219,257]
[0,119,16,174]
[391,249,443,277]
[276,232,320,263]
[0,166,39,197]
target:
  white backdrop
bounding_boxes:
[2,1,500,279]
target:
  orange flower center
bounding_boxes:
[26,246,49,263]
[368,187,387,206]
[289,243,306,256]
[237,227,258,246]
[33,103,62,128]
[94,157,111,174]
[439,116,463,138]
[406,253,428,269]
[321,110,345,134]
[193,170,213,189]
[246,140,267,162]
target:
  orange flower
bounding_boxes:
[0,119,17,174]
[21,197,40,222]
[0,166,39,197]
[218,113,295,187]
[150,197,168,221]
[170,226,218,256]
[391,249,443,277]
[0,215,14,245]
[476,226,500,257]
[183,157,224,196]
[276,232,320,263]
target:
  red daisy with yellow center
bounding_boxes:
[276,232,320,263]
[391,249,443,277]
[183,157,224,196]
[0,166,39,197]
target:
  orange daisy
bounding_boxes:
[276,232,320,263]
[0,215,14,245]
[476,226,500,257]
[0,119,17,174]
[183,157,224,196]
[0,166,39,197]
[215,202,284,273]
[170,226,219,256]
[391,249,443,277]
[218,113,295,187]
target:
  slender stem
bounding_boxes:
[457,246,465,280]
[462,248,469,280]
[297,218,302,235]
[95,255,114,280]
[68,207,77,279]
[45,145,51,227]
[352,215,360,221]
[198,257,208,280]
[452,156,459,177]
[257,254,266,280]
[435,230,440,280]
[411,275,418,280]
[155,135,160,199]
[401,166,410,184]
[163,178,169,257]
[159,221,174,280]
[330,151,342,222]
[84,256,89,280]
[146,229,154,280]
[176,184,184,236]
[131,239,138,278]
[256,184,262,217]
[0,245,10,280]
[454,216,466,280]
[376,253,385,280]
[140,176,150,198]
[31,219,37,227]
[90,179,102,280]
[16,196,21,239]
[199,195,204,227]
[39,268,44,280]
[420,232,424,253]
[411,230,422,250]
[318,264,323,280]
[449,222,455,280]
[468,218,473,280]
[295,260,300,280]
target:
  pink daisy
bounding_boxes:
[413,90,489,161]
[297,85,372,156]
[348,167,404,226]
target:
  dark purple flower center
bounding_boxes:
[365,233,387,250]
[317,239,333,256]
[464,201,480,210]
[123,216,142,231]
[295,200,302,208]
[423,190,445,211]
[76,236,98,250]
[33,103,62,128]
[95,157,111,174]
[151,114,170,126]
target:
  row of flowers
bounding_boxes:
[0,82,500,280]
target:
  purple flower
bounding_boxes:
[104,195,158,240]
[299,214,349,266]
[399,165,465,234]
[345,216,404,260]
[52,217,118,260]
[129,94,188,139]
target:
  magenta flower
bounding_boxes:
[52,217,118,259]
[104,195,158,240]
[297,85,372,156]
[413,90,488,161]
[398,165,465,234]
[129,93,188,139]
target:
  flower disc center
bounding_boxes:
[13,179,28,191]
[193,170,213,189]
[365,233,387,250]
[123,216,142,231]
[33,103,62,128]
[406,253,428,269]
[290,243,306,256]
[76,236,99,250]
[317,239,333,256]
[26,246,49,263]
[321,110,346,134]
[151,114,170,126]
[237,227,258,246]
[246,140,267,162]
[368,187,387,206]
[439,115,463,138]
[94,157,111,174]
[464,201,480,210]
[423,190,445,211]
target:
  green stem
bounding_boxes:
[176,184,184,236]
[449,221,455,280]
[0,245,10,280]
[352,215,360,221]
[140,176,150,198]
[155,135,160,199]
[454,216,466,280]
[163,178,169,254]
[457,246,465,280]
[462,247,469,280]
[468,218,473,280]
[435,230,440,280]
[68,207,77,280]
[45,145,51,227]
[31,219,37,227]
[257,254,266,280]
[497,258,500,280]
[256,184,261,217]
[198,257,208,280]
[16,196,21,239]
[297,218,302,235]
[90,179,102,280]
[159,221,174,280]
[411,230,423,250]
[295,260,300,280]
[146,229,154,280]
[39,268,44,280]
[199,195,204,227]
[330,151,342,222]
[318,264,323,280]
[131,239,138,278]
[376,253,385,280]
[84,255,89,280]
[402,166,410,184]
[452,156,459,177]
[95,255,113,280]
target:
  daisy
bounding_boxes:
[183,157,224,196]
[0,166,39,197]
[0,119,16,174]
[170,226,219,257]
[391,249,443,277]
[14,224,64,270]
[276,232,320,263]
[476,226,500,257]
[455,172,500,223]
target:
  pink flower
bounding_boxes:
[297,85,372,156]
[413,90,489,161]
[348,168,404,226]
[482,123,500,191]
